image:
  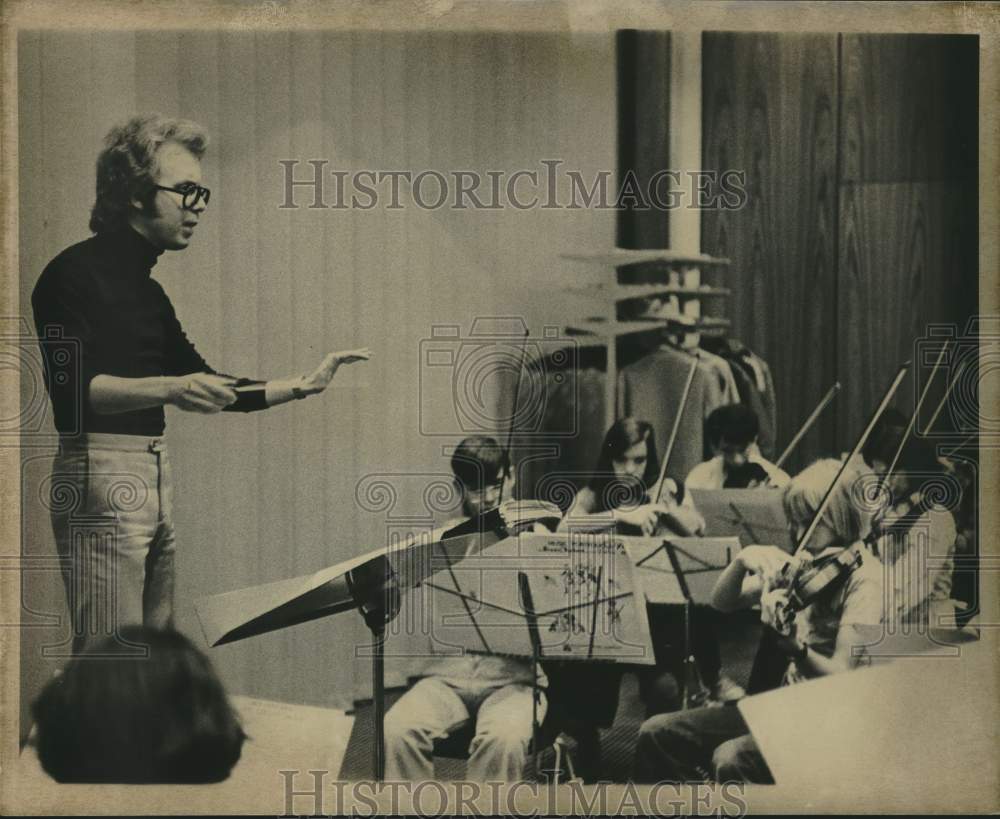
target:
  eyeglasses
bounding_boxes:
[155,183,211,210]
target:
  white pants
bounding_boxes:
[384,675,547,782]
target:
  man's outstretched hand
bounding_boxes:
[171,373,238,413]
[300,348,372,395]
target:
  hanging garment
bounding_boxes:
[617,345,731,482]
[749,351,778,460]
[520,364,609,510]
[693,348,741,406]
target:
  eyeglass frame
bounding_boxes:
[154,183,212,210]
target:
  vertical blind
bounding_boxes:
[17,29,616,717]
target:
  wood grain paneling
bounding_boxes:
[702,33,839,475]
[838,181,936,440]
[840,34,979,184]
[703,32,976,468]
[837,33,978,442]
[617,29,671,249]
[837,180,978,443]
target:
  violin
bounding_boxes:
[767,545,864,635]
[746,362,911,694]
[613,475,699,538]
[439,497,563,539]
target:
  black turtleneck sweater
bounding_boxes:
[32,226,266,436]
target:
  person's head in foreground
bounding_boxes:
[32,626,245,783]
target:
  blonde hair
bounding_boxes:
[782,458,874,546]
[90,114,209,233]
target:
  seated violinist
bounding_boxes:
[560,417,705,537]
[686,404,790,490]
[633,458,884,784]
[560,417,744,709]
[862,412,959,628]
[384,435,546,782]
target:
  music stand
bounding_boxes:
[630,535,739,605]
[516,571,544,777]
[689,488,793,552]
[422,530,657,775]
[629,535,738,708]
[194,500,562,782]
[423,531,656,662]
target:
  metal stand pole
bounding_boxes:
[531,643,540,780]
[662,539,706,709]
[683,597,694,709]
[372,623,386,783]
[518,571,543,781]
[347,558,399,785]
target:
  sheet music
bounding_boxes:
[423,531,656,664]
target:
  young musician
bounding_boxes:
[686,404,790,490]
[384,436,546,782]
[633,458,884,784]
[560,417,705,537]
[863,413,959,627]
[560,418,744,709]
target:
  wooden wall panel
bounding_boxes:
[840,34,979,184]
[703,32,977,467]
[702,33,839,474]
[837,34,979,443]
[837,178,978,441]
[617,30,671,248]
[839,182,937,438]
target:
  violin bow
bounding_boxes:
[791,362,910,559]
[496,327,530,506]
[920,349,966,436]
[879,341,950,496]
[943,430,978,459]
[653,357,699,505]
[775,382,841,470]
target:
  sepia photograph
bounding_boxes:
[1,0,997,815]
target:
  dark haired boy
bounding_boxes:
[687,404,790,490]
[384,435,547,782]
